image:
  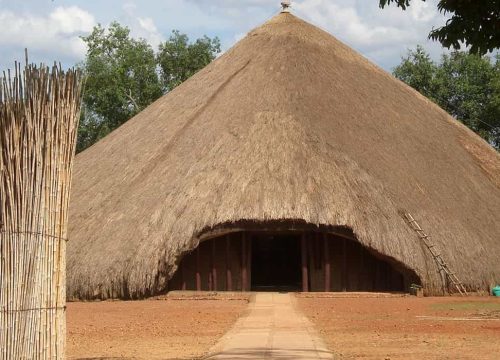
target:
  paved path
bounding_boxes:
[205,293,335,359]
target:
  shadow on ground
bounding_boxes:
[203,347,336,359]
[75,358,195,360]
[73,347,337,359]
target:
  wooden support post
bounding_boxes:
[315,234,321,269]
[342,237,347,292]
[242,233,247,291]
[374,259,380,291]
[212,239,217,291]
[196,246,201,291]
[384,263,390,291]
[323,234,330,292]
[308,236,316,274]
[181,259,186,291]
[309,234,318,290]
[208,243,213,291]
[226,235,232,291]
[301,234,309,292]
[247,235,252,291]
[359,244,364,290]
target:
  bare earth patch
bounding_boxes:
[296,295,500,359]
[67,296,248,360]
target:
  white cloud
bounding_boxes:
[187,0,270,8]
[409,0,437,22]
[50,6,95,34]
[186,0,276,20]
[185,0,449,69]
[137,17,163,47]
[295,1,409,49]
[0,0,452,71]
[292,0,446,68]
[0,6,95,60]
[234,32,246,42]
[122,2,164,49]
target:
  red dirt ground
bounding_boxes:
[67,297,248,360]
[296,295,500,360]
[67,293,500,359]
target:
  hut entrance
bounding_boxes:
[251,234,301,291]
[167,228,419,293]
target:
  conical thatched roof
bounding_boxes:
[68,13,500,299]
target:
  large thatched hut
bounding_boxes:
[67,13,500,299]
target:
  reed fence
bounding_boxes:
[0,58,83,359]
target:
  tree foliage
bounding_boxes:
[393,45,437,99]
[394,46,500,149]
[78,22,162,152]
[158,31,221,92]
[77,23,220,152]
[380,0,500,55]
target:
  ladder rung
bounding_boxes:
[404,212,467,296]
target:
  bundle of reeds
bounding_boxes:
[0,58,82,359]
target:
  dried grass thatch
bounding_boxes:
[0,60,82,358]
[67,13,500,299]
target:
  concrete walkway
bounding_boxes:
[205,293,335,359]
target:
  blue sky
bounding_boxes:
[0,0,449,72]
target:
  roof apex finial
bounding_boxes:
[281,0,291,13]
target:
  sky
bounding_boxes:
[0,0,450,72]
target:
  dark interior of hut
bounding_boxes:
[251,234,302,291]
[168,228,416,293]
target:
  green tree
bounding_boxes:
[77,23,220,152]
[393,45,437,100]
[379,0,500,55]
[157,31,221,92]
[78,22,162,152]
[76,110,110,153]
[434,52,499,143]
[484,59,500,147]
[394,47,500,149]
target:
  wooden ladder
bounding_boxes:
[403,212,468,296]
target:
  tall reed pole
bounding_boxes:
[0,58,83,359]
